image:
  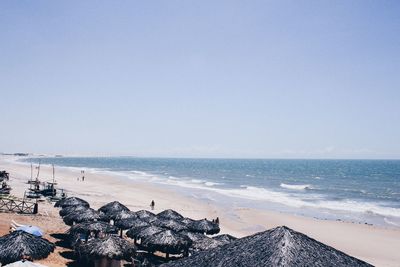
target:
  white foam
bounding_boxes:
[280,183,311,190]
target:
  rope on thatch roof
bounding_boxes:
[98,201,129,214]
[0,231,55,265]
[141,230,192,255]
[187,219,220,235]
[77,235,136,260]
[157,209,184,221]
[54,197,89,208]
[161,226,373,267]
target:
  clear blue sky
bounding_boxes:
[1,1,399,159]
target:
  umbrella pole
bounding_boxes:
[120,229,123,238]
[166,253,169,260]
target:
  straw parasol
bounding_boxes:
[157,209,184,221]
[0,231,55,265]
[126,225,165,241]
[54,197,89,208]
[69,221,118,237]
[161,226,373,267]
[180,217,195,226]
[134,210,157,222]
[59,205,89,217]
[187,219,220,235]
[107,210,137,222]
[77,235,136,260]
[98,201,129,215]
[141,230,192,258]
[63,208,101,226]
[115,218,150,231]
[152,218,188,232]
[180,231,223,252]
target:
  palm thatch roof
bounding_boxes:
[69,221,118,236]
[0,231,55,265]
[135,210,157,222]
[211,234,237,245]
[141,230,192,255]
[152,218,188,232]
[63,208,101,226]
[180,231,223,252]
[115,218,150,230]
[161,226,373,267]
[107,210,138,222]
[59,205,89,217]
[54,197,89,208]
[157,209,184,221]
[187,219,220,235]
[126,225,165,240]
[77,235,136,260]
[98,201,129,215]
[180,217,195,226]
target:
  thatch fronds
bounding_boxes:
[212,234,237,245]
[55,197,89,208]
[126,225,165,240]
[59,205,89,217]
[107,210,138,222]
[180,217,195,226]
[141,230,192,255]
[135,210,157,222]
[161,226,373,267]
[77,235,136,260]
[69,221,118,236]
[0,231,55,265]
[180,231,223,252]
[115,218,149,230]
[63,208,101,226]
[187,219,220,235]
[98,201,129,215]
[152,218,187,232]
[157,209,184,221]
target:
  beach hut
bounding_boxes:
[152,218,188,232]
[59,205,89,217]
[0,231,55,265]
[63,208,101,225]
[141,230,192,259]
[54,197,89,208]
[98,201,129,215]
[126,225,165,243]
[134,210,157,222]
[186,219,220,235]
[161,226,373,267]
[77,235,136,267]
[157,209,184,221]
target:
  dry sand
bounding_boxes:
[1,156,399,267]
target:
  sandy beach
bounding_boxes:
[1,156,399,267]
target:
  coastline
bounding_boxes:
[1,156,400,266]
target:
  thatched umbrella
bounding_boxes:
[59,205,89,217]
[126,225,165,242]
[141,230,192,259]
[114,218,150,238]
[63,208,101,226]
[78,235,136,263]
[69,221,118,238]
[54,197,89,208]
[161,226,373,267]
[179,231,223,252]
[180,217,195,226]
[187,219,220,235]
[134,210,157,222]
[0,231,55,265]
[152,218,188,232]
[212,234,237,245]
[107,210,137,222]
[157,209,184,221]
[98,201,129,215]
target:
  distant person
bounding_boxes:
[150,200,155,210]
[215,217,219,224]
[82,175,85,182]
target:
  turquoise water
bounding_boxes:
[25,157,400,227]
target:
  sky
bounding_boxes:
[1,1,400,159]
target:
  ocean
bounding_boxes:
[24,157,400,227]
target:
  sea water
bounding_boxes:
[24,157,400,227]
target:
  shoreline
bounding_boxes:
[1,156,400,266]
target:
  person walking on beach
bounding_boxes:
[150,200,155,210]
[81,170,85,181]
